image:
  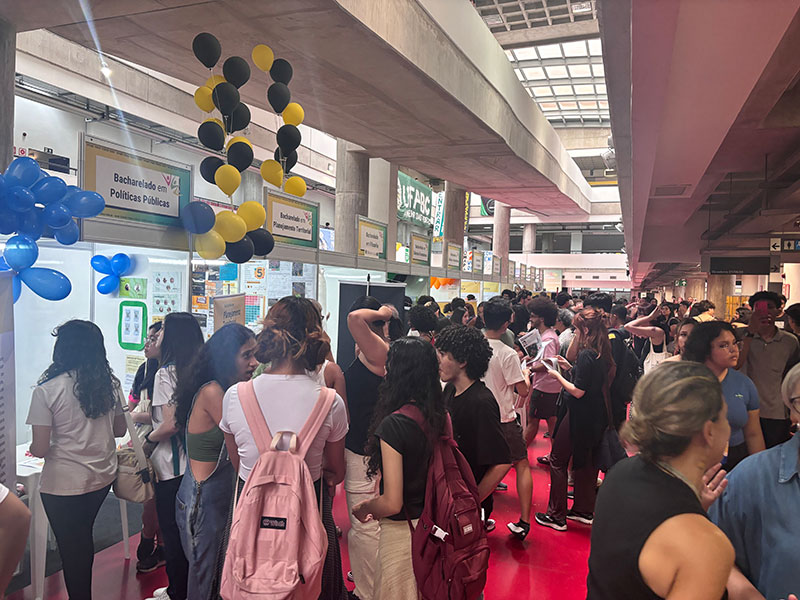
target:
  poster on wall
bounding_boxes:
[153,271,182,317]
[484,251,494,276]
[461,280,480,297]
[0,273,15,489]
[447,243,462,270]
[543,268,563,291]
[397,172,433,227]
[118,300,148,351]
[493,257,501,278]
[212,294,246,331]
[83,137,192,226]
[264,260,318,306]
[473,250,483,273]
[410,234,431,266]
[357,216,388,259]
[266,192,319,248]
[119,277,147,299]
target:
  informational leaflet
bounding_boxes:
[124,354,146,394]
[152,271,182,317]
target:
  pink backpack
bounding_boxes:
[220,380,334,600]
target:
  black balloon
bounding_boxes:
[225,236,255,264]
[225,103,251,133]
[192,33,221,68]
[274,148,298,173]
[248,228,275,256]
[227,142,254,172]
[223,56,251,88]
[212,82,240,116]
[270,58,293,85]
[267,82,291,114]
[276,124,301,154]
[197,121,225,151]
[200,156,225,184]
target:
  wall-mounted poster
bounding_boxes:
[447,243,462,269]
[266,192,319,248]
[410,234,431,266]
[357,216,388,259]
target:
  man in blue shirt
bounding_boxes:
[709,363,800,599]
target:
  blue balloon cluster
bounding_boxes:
[91,253,134,295]
[0,157,102,302]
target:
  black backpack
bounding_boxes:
[608,330,642,404]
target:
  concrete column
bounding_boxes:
[542,233,554,253]
[492,201,510,278]
[0,19,15,171]
[236,168,263,207]
[367,158,398,257]
[443,181,466,248]
[334,140,369,255]
[570,232,583,254]
[522,224,536,253]
[686,277,707,302]
[707,275,735,319]
[739,275,761,297]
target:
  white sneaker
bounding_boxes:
[145,587,169,600]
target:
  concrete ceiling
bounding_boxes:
[601,0,800,287]
[1,0,596,218]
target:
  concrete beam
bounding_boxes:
[494,19,600,49]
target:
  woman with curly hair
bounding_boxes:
[173,323,257,600]
[352,337,448,600]
[27,320,127,600]
[220,296,349,599]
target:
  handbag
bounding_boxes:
[596,382,628,473]
[114,401,156,503]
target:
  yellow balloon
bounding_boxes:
[282,103,305,126]
[215,164,241,197]
[284,176,307,198]
[237,201,266,231]
[214,210,247,243]
[205,75,227,88]
[194,86,215,113]
[260,159,283,187]
[226,136,253,151]
[203,117,226,132]
[195,230,226,259]
[252,44,274,72]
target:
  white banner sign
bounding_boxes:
[473,251,483,273]
[410,234,430,266]
[447,243,462,269]
[95,155,181,217]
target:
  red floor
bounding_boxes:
[9,435,590,599]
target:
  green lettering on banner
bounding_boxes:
[397,171,433,227]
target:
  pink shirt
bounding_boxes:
[531,328,562,394]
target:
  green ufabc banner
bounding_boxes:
[397,171,433,227]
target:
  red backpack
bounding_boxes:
[395,405,490,600]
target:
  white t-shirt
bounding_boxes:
[220,373,348,482]
[26,372,124,495]
[0,483,8,505]
[151,366,187,482]
[483,338,526,423]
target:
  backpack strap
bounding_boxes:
[237,380,273,455]
[296,387,336,460]
[395,404,453,441]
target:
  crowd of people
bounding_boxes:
[1,287,799,600]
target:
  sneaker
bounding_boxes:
[136,546,165,574]
[536,454,551,465]
[567,490,574,500]
[543,431,551,438]
[534,512,567,532]
[137,536,156,561]
[506,519,531,540]
[347,571,354,582]
[566,510,593,525]
[496,482,508,491]
[484,518,496,532]
[145,587,169,600]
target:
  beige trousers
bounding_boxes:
[345,449,380,600]
[374,518,420,600]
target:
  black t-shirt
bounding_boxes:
[375,411,431,521]
[344,357,383,455]
[445,381,511,485]
[560,349,608,467]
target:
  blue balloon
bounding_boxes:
[4,157,41,188]
[65,191,105,218]
[43,202,73,229]
[110,253,132,276]
[12,274,21,303]
[8,186,35,213]
[182,201,216,234]
[3,234,39,271]
[30,176,67,205]
[97,274,120,295]
[0,255,9,271]
[17,208,44,240]
[53,220,79,245]
[18,267,72,301]
[0,209,18,235]
[90,255,114,274]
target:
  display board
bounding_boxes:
[213,294,246,331]
[0,272,15,490]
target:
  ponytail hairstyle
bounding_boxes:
[255,296,330,371]
[39,320,120,419]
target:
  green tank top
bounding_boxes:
[186,425,225,462]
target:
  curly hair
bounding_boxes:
[528,296,558,328]
[409,305,438,333]
[434,325,493,380]
[366,338,446,478]
[256,296,330,371]
[174,323,255,431]
[682,321,735,364]
[39,320,120,419]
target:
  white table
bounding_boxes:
[16,444,130,600]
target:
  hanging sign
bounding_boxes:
[447,243,462,269]
[266,193,319,248]
[473,251,484,273]
[357,216,388,259]
[432,192,445,237]
[410,234,431,266]
[484,251,493,276]
[493,257,501,277]
[397,171,433,227]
